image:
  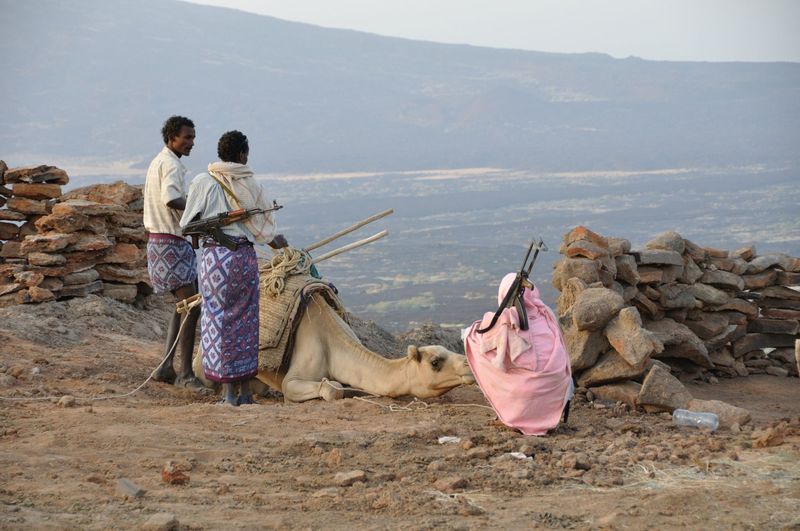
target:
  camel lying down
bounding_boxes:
[194,293,475,402]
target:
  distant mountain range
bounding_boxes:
[1,0,798,173]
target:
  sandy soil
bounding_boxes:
[1,296,799,530]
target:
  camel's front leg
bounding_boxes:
[282,376,345,402]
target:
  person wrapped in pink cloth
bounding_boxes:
[463,273,573,436]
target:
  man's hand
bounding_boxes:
[269,234,288,249]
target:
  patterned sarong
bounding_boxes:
[199,239,259,383]
[146,233,198,294]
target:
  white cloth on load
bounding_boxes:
[143,146,189,237]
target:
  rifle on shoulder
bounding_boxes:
[477,236,548,334]
[183,200,283,251]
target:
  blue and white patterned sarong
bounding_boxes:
[199,239,260,383]
[146,234,198,294]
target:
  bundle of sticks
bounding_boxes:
[304,208,393,264]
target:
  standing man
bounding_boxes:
[144,115,207,392]
[181,130,287,406]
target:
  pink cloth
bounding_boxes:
[464,273,572,436]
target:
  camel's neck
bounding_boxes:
[323,308,413,397]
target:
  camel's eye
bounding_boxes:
[430,357,442,371]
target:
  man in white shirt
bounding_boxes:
[144,115,206,393]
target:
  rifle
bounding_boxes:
[182,200,283,251]
[477,236,548,334]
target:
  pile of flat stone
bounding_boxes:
[0,161,150,306]
[552,227,799,425]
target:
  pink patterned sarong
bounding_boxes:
[464,274,572,436]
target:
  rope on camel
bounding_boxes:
[261,246,313,297]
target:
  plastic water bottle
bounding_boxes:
[672,409,719,432]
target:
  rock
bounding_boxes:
[704,247,728,258]
[645,231,685,254]
[644,318,711,368]
[63,269,100,286]
[604,306,663,366]
[710,298,759,317]
[704,325,745,351]
[700,270,744,291]
[633,249,683,266]
[758,297,800,311]
[577,351,648,388]
[67,232,114,252]
[747,318,799,335]
[637,267,663,284]
[680,256,704,284]
[607,237,630,256]
[27,252,66,266]
[614,255,640,285]
[0,283,23,297]
[101,243,144,265]
[631,291,661,319]
[589,381,641,409]
[312,487,341,498]
[27,286,55,303]
[6,197,53,215]
[733,333,798,357]
[61,181,142,206]
[685,312,729,339]
[571,287,625,331]
[52,199,124,217]
[661,265,684,284]
[334,470,366,486]
[709,348,735,367]
[552,257,600,291]
[19,233,78,254]
[742,270,777,290]
[59,280,103,298]
[3,165,69,185]
[637,364,693,412]
[565,240,608,260]
[796,340,800,378]
[761,308,800,320]
[563,226,608,249]
[0,222,19,240]
[13,271,44,287]
[563,323,608,371]
[556,277,586,316]
[776,271,800,286]
[686,283,730,305]
[35,211,92,234]
[765,366,789,377]
[161,461,190,485]
[0,209,27,221]
[757,286,800,301]
[732,245,756,261]
[746,253,800,274]
[141,513,178,531]
[683,239,709,262]
[95,264,148,284]
[102,283,138,304]
[0,241,22,259]
[58,395,76,407]
[433,476,469,492]
[687,398,751,429]
[659,283,699,309]
[708,257,747,275]
[11,183,62,200]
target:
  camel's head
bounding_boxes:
[404,345,475,398]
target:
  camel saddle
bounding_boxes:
[258,273,346,373]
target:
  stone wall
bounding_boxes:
[552,227,799,423]
[0,161,150,307]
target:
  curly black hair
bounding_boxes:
[161,115,195,144]
[217,130,249,162]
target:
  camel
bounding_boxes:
[193,293,475,402]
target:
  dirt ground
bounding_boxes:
[1,295,799,530]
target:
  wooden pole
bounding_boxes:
[305,209,393,252]
[311,230,388,264]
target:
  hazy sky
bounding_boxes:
[185,0,800,62]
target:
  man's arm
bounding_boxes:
[167,197,186,210]
[268,234,288,249]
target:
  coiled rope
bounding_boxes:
[261,246,313,297]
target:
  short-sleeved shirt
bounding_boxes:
[143,146,188,236]
[180,172,276,243]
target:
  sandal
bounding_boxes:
[175,376,213,395]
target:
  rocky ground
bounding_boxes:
[0,295,799,530]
